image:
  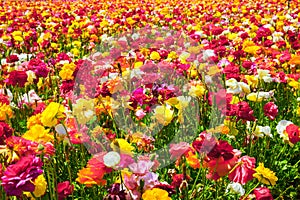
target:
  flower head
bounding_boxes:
[1,155,43,196]
[253,163,278,186]
[142,188,171,200]
[41,102,65,127]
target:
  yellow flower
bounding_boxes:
[24,175,47,199]
[23,124,53,143]
[27,113,42,129]
[111,138,134,156]
[126,17,136,25]
[253,163,278,186]
[13,36,23,42]
[288,79,300,90]
[0,103,13,121]
[150,51,161,61]
[73,99,95,124]
[59,62,76,80]
[167,51,178,60]
[189,84,206,98]
[41,102,65,127]
[244,45,260,55]
[71,48,80,57]
[142,188,171,200]
[245,75,259,88]
[153,104,174,126]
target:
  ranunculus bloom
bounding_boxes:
[57,181,74,200]
[169,142,190,160]
[285,124,300,144]
[0,122,13,145]
[1,155,43,196]
[104,183,127,200]
[171,174,190,188]
[142,188,171,200]
[263,102,278,120]
[253,187,273,200]
[228,156,256,185]
[5,70,28,87]
[76,153,112,187]
[205,140,241,180]
[41,102,65,127]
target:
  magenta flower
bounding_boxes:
[263,102,278,120]
[1,155,43,196]
[0,122,13,145]
[228,156,256,185]
[57,181,74,200]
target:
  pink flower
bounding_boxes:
[57,181,74,200]
[169,142,190,160]
[228,156,256,185]
[128,160,154,175]
[253,187,273,200]
[264,102,278,120]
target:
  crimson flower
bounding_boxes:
[253,187,273,200]
[1,155,43,196]
[57,181,74,200]
[263,102,278,120]
[228,156,256,185]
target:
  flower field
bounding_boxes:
[0,0,300,199]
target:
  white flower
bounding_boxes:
[276,120,293,140]
[103,151,121,168]
[254,126,272,138]
[256,69,272,83]
[202,49,215,61]
[226,78,242,94]
[55,124,67,136]
[238,82,251,94]
[226,182,245,196]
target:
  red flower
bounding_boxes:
[0,122,13,145]
[204,140,241,180]
[171,174,190,188]
[6,55,19,63]
[263,102,278,120]
[6,70,28,87]
[286,124,300,144]
[0,94,10,105]
[228,156,256,185]
[253,187,273,200]
[192,132,217,154]
[57,181,74,200]
[231,101,256,122]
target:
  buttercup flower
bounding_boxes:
[57,181,74,200]
[253,163,278,186]
[1,155,43,196]
[142,188,171,200]
[253,187,274,200]
[0,103,13,121]
[41,102,65,127]
[24,175,47,199]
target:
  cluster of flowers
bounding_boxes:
[0,0,299,199]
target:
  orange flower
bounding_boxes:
[76,153,112,187]
[289,55,300,65]
[186,151,200,169]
